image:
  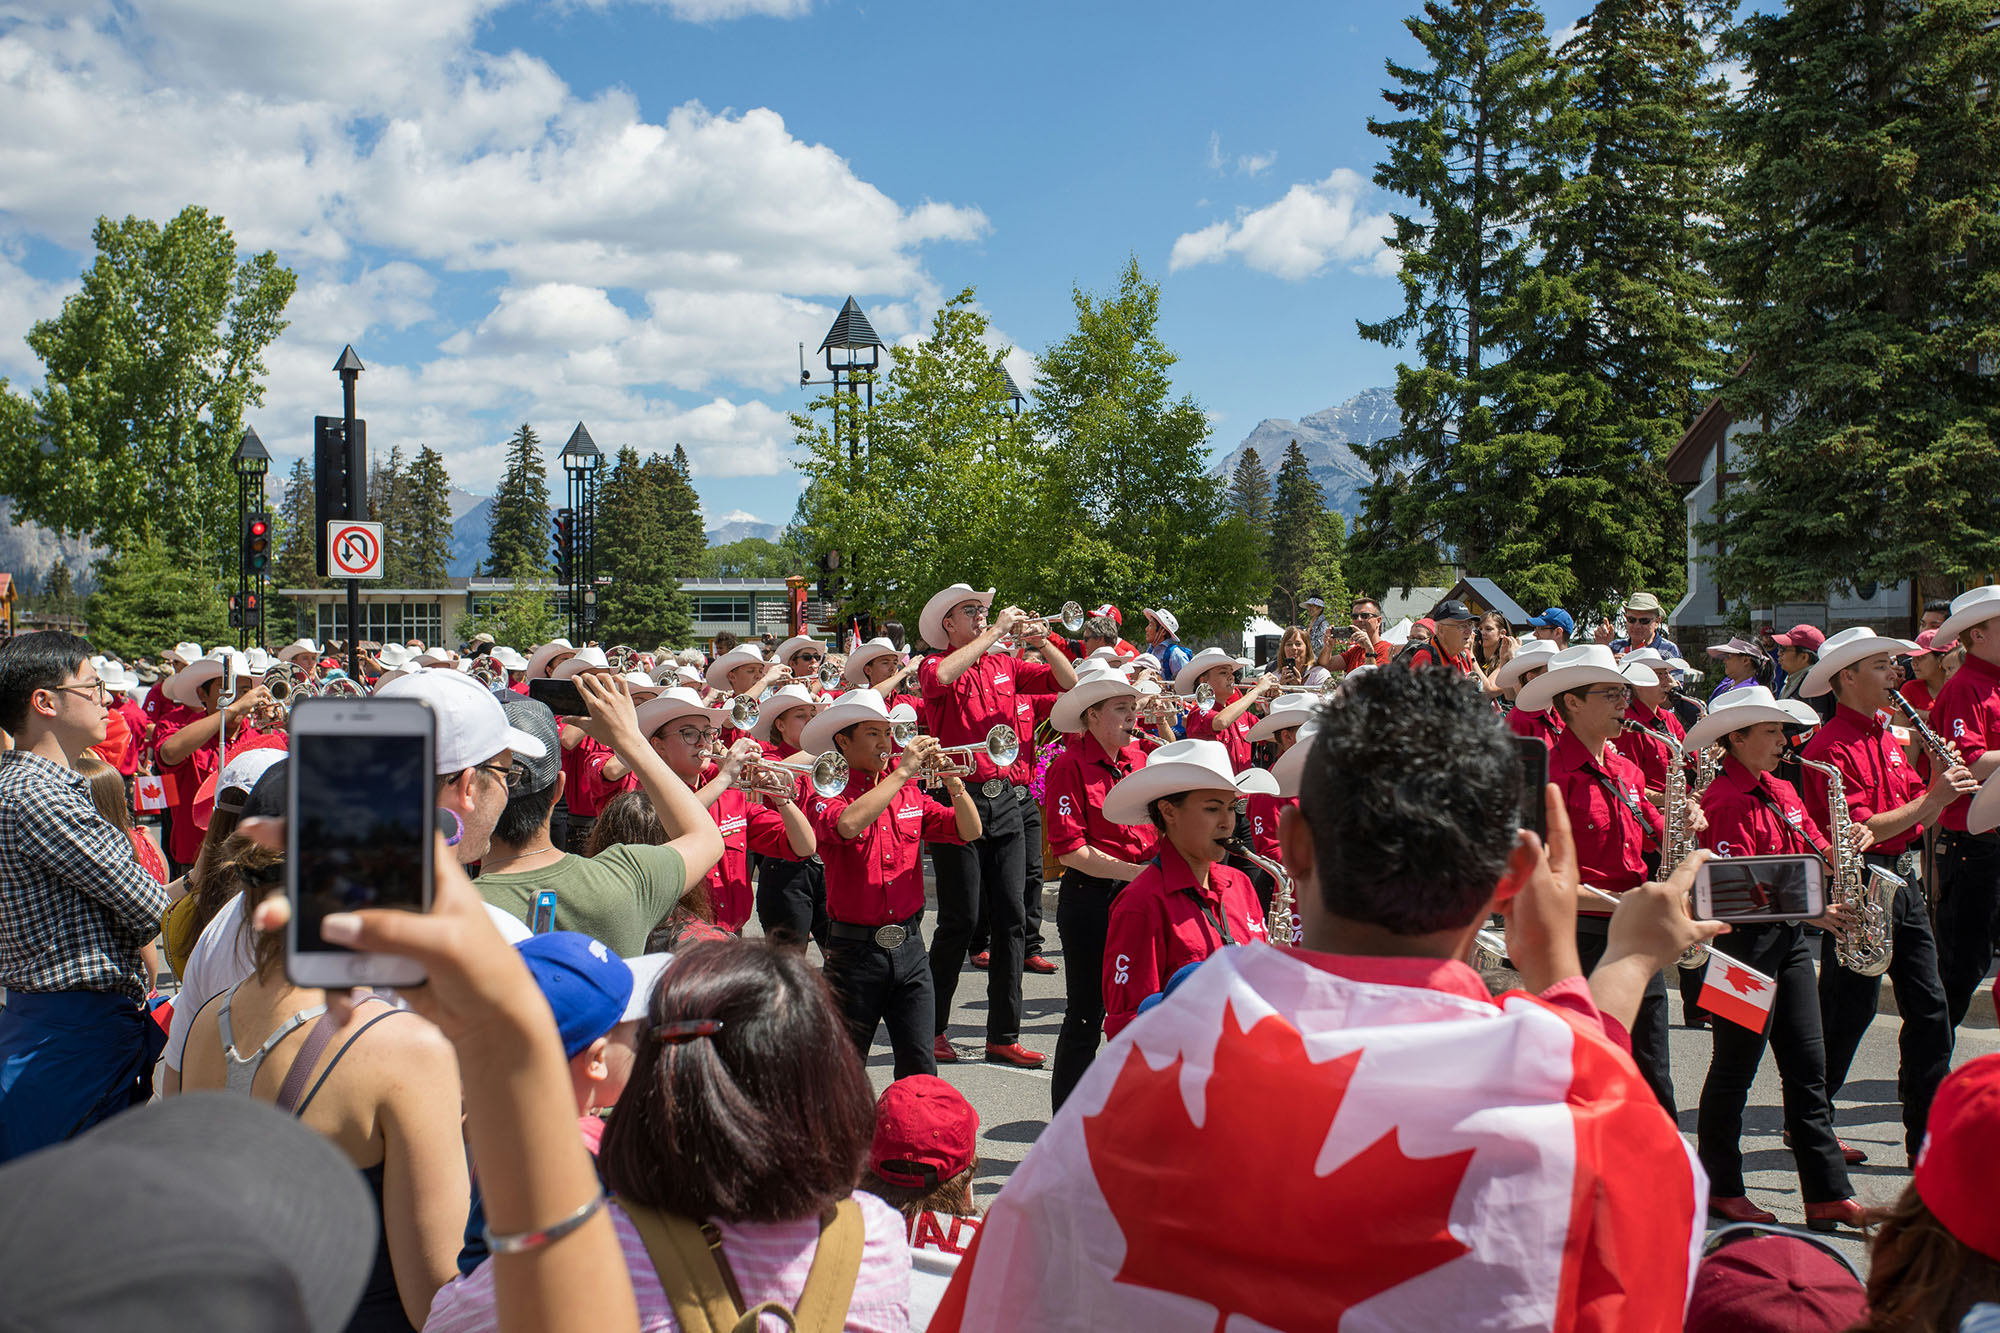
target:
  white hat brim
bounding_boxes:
[799,694,891,756]
[919,586,994,651]
[1937,590,2000,653]
[1684,698,1820,750]
[1514,661,1654,714]
[523,642,577,679]
[1050,677,1140,733]
[1494,647,1559,691]
[751,692,821,745]
[633,695,726,737]
[1102,760,1274,826]
[1247,697,1318,742]
[1799,636,1920,698]
[704,647,765,692]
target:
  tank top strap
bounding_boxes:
[220,981,329,1098]
[291,999,404,1119]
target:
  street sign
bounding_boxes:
[327,521,386,580]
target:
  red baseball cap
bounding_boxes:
[869,1075,977,1188]
[1415,617,1436,633]
[1915,1053,2000,1261]
[1912,629,1946,657]
[1770,624,1826,653]
[1686,1235,1864,1332]
[1093,603,1122,626]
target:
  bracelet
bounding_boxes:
[482,1192,607,1255]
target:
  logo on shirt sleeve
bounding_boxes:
[1058,794,1075,819]
[1112,954,1130,985]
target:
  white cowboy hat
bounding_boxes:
[523,639,578,679]
[489,646,529,673]
[1968,769,2000,837]
[1102,739,1278,826]
[1050,666,1142,734]
[1618,646,1696,684]
[162,649,255,707]
[773,635,827,666]
[1493,638,1561,692]
[1272,720,1322,798]
[375,643,416,670]
[1799,627,1921,698]
[1085,645,1136,666]
[751,684,822,745]
[1141,607,1179,637]
[616,670,663,703]
[1704,635,1769,664]
[799,687,893,756]
[165,641,205,667]
[704,643,766,692]
[415,647,455,668]
[1934,586,2000,653]
[1247,692,1319,743]
[1173,646,1240,697]
[1683,685,1822,751]
[1514,644,1657,714]
[632,687,725,739]
[843,637,902,686]
[97,662,134,693]
[551,645,613,679]
[237,648,271,676]
[919,584,996,650]
[276,638,320,665]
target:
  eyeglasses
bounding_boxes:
[1585,686,1633,704]
[668,726,718,747]
[474,759,528,791]
[1627,616,1658,626]
[1354,612,1382,620]
[53,680,107,703]
[790,651,824,664]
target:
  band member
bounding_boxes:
[1099,739,1275,1035]
[843,637,920,713]
[1043,667,1156,1109]
[152,651,284,874]
[1342,596,1398,670]
[275,639,320,674]
[1527,607,1573,648]
[1915,588,2000,1033]
[749,684,832,952]
[490,646,531,694]
[1178,648,1275,772]
[704,641,789,744]
[1799,627,1974,1158]
[1516,644,1684,1111]
[1244,693,1316,869]
[804,690,980,1080]
[1498,639,1562,748]
[917,583,1078,1069]
[1690,687,1863,1231]
[1615,648,1691,807]
[772,634,832,697]
[523,638,578,680]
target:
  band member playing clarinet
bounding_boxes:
[1691,688,1863,1231]
[1928,587,2000,1033]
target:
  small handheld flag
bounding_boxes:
[1699,952,1777,1034]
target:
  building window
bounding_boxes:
[316,601,444,647]
[693,596,752,624]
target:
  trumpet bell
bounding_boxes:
[818,662,843,688]
[811,751,850,799]
[1056,600,1086,633]
[889,718,920,746]
[730,695,760,729]
[985,724,1020,768]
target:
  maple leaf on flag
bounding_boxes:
[1081,1004,1476,1332]
[1722,964,1769,995]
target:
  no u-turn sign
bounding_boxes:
[327,521,385,579]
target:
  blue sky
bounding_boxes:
[0,0,1592,529]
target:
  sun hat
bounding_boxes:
[1173,646,1240,698]
[774,635,827,666]
[489,646,529,672]
[1142,607,1179,637]
[374,643,417,670]
[1527,608,1575,635]
[919,584,996,649]
[1304,595,1325,609]
[1050,665,1143,733]
[1085,645,1137,667]
[799,688,893,756]
[1914,1053,2000,1262]
[515,933,634,1060]
[1102,739,1279,826]
[1624,591,1665,615]
[191,747,290,831]
[614,670,662,703]
[1513,644,1658,714]
[1936,586,2000,651]
[1272,720,1322,798]
[161,649,255,707]
[871,1075,978,1189]
[1247,692,1319,743]
[374,668,549,774]
[1967,769,2000,837]
[498,694,563,791]
[276,638,320,665]
[705,642,767,692]
[842,636,902,686]
[633,687,726,742]
[523,638,578,679]
[471,632,495,646]
[751,684,822,745]
[1683,685,1822,750]
[1799,627,1921,698]
[1705,635,1769,664]
[1770,624,1826,655]
[1493,639,1561,692]
[551,645,613,679]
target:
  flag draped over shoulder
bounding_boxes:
[932,945,1705,1332]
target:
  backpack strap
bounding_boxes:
[785,1198,863,1333]
[619,1197,864,1333]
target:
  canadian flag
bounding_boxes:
[134,774,167,812]
[1698,952,1776,1035]
[932,946,1705,1332]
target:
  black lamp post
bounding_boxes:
[233,425,271,651]
[801,296,884,461]
[1000,365,1026,417]
[560,423,603,643]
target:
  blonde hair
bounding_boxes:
[73,754,132,833]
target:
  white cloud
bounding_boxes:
[711,507,766,525]
[1169,167,1395,280]
[0,252,75,379]
[1236,150,1276,177]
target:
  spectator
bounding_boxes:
[861,1076,983,1330]
[582,791,730,951]
[1772,624,1825,702]
[426,937,912,1332]
[1609,591,1682,659]
[1474,610,1517,675]
[162,747,287,976]
[1140,607,1191,680]
[1707,635,1774,703]
[1341,595,1397,670]
[1528,607,1574,649]
[1686,1229,1866,1332]
[1273,625,1311,684]
[73,752,166,991]
[1922,599,1952,634]
[0,632,174,1162]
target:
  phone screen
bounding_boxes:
[292,731,432,953]
[1696,856,1824,922]
[527,677,586,717]
[1515,736,1548,842]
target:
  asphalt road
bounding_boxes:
[835,881,2000,1277]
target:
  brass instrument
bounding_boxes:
[318,674,367,697]
[733,751,849,801]
[728,694,760,729]
[1623,720,1707,970]
[263,662,311,707]
[1133,692,1193,724]
[469,658,505,690]
[818,661,844,689]
[904,725,1020,786]
[605,645,640,673]
[1012,601,1087,637]
[1792,751,1896,977]
[1273,682,1337,696]
[1471,924,1512,973]
[1238,848,1298,945]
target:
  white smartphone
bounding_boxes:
[286,695,436,989]
[1692,855,1826,924]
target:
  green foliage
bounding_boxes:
[1227,447,1272,530]
[86,536,230,659]
[1701,0,2000,601]
[0,207,294,574]
[1267,442,1324,624]
[485,424,550,577]
[402,446,455,589]
[272,456,325,615]
[457,552,564,649]
[596,445,696,649]
[1302,510,1351,629]
[697,537,802,579]
[36,560,78,618]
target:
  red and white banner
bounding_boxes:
[134,774,167,812]
[1698,952,1776,1035]
[932,946,1705,1332]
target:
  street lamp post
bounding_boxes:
[798,296,885,632]
[233,425,271,651]
[560,423,603,644]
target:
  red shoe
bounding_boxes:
[984,1042,1046,1068]
[1805,1198,1866,1233]
[1708,1196,1777,1224]
[1783,1131,1868,1166]
[933,1035,959,1064]
[970,951,990,969]
[1024,954,1058,975]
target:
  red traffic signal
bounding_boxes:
[243,511,273,575]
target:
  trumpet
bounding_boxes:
[818,661,844,689]
[733,751,850,801]
[318,675,367,697]
[903,725,1020,785]
[1133,692,1192,724]
[1010,601,1087,637]
[263,662,313,707]
[605,645,641,673]
[1272,682,1336,696]
[468,658,505,690]
[727,694,760,729]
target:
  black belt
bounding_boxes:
[828,910,923,950]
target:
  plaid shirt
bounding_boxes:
[0,750,172,1001]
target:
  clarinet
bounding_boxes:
[1891,693,1964,769]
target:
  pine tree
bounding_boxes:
[86,537,230,659]
[403,446,454,588]
[1268,442,1326,625]
[371,445,411,583]
[1700,0,2000,600]
[659,449,707,579]
[272,456,324,626]
[596,446,692,649]
[485,424,550,576]
[1302,509,1351,625]
[1227,447,1271,528]
[39,560,76,617]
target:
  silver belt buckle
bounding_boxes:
[1897,850,1921,880]
[873,923,908,949]
[981,778,1007,799]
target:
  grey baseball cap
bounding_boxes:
[500,693,564,793]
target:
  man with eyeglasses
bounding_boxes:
[0,632,176,1162]
[1607,591,1682,660]
[773,634,833,699]
[1339,596,1397,671]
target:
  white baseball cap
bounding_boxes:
[374,669,549,774]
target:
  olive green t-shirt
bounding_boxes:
[476,845,685,958]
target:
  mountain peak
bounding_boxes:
[1213,386,1399,519]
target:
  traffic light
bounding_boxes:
[552,509,574,584]
[228,594,241,630]
[242,512,272,576]
[244,591,261,630]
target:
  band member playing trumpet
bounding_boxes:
[918,583,1078,1069]
[843,637,920,714]
[152,651,284,874]
[1177,648,1272,772]
[1690,687,1863,1230]
[749,684,832,952]
[773,634,832,698]
[704,642,791,745]
[803,690,980,1080]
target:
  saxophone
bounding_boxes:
[1791,753,1896,977]
[1237,848,1298,945]
[1624,720,1708,970]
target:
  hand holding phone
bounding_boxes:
[1692,855,1827,924]
[1515,737,1548,842]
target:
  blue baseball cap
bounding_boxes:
[1528,607,1575,635]
[515,932,634,1059]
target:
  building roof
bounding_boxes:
[1446,577,1532,627]
[1667,395,1733,485]
[818,296,884,353]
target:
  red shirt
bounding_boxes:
[128,827,169,885]
[1008,691,1057,785]
[703,785,797,931]
[575,748,639,815]
[508,679,530,696]
[1246,792,1294,863]
[1550,729,1661,896]
[1102,841,1269,1037]
[1507,705,1563,752]
[918,652,1060,782]
[1900,677,1936,715]
[1701,755,1827,859]
[1800,703,1928,851]
[810,769,966,925]
[1613,700,1686,795]
[112,698,147,773]
[1931,652,2000,832]
[91,705,135,776]
[142,695,199,764]
[158,721,284,864]
[560,735,615,818]
[1183,690,1255,772]
[1341,639,1396,671]
[1404,643,1474,674]
[1042,732,1156,866]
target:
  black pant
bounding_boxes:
[972,789,1048,958]
[1697,923,1850,1201]
[821,915,935,1080]
[1052,871,1120,1111]
[1577,922,1675,1115]
[756,857,831,953]
[1819,861,1951,1156]
[1935,829,2000,1031]
[929,787,1026,1045]
[563,814,595,855]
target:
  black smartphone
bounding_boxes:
[1516,736,1548,842]
[527,676,586,717]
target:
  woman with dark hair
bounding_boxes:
[161,747,289,976]
[426,936,912,1332]
[1273,626,1311,685]
[1474,610,1517,675]
[584,790,729,951]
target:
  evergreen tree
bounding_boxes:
[86,537,229,659]
[271,456,324,625]
[596,446,692,649]
[1700,0,2000,600]
[485,424,550,576]
[1227,447,1272,528]
[403,446,455,588]
[1302,510,1351,627]
[38,560,77,618]
[371,445,411,583]
[1268,442,1326,625]
[656,450,708,585]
